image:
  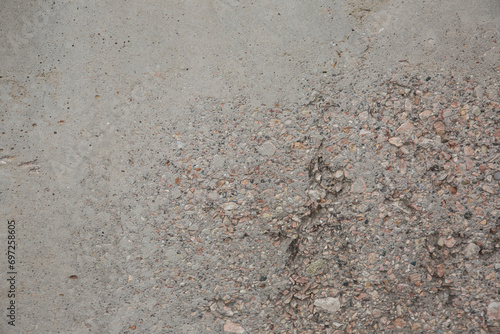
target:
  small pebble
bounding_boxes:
[389,137,403,147]
[464,243,480,258]
[433,121,446,135]
[306,259,325,275]
[314,297,341,314]
[419,110,432,119]
[472,105,481,116]
[223,202,239,211]
[258,141,277,156]
[487,302,500,321]
[351,177,366,193]
[224,320,245,333]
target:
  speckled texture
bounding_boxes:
[0,0,499,333]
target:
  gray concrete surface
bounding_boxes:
[0,0,498,333]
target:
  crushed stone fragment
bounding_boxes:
[314,297,341,314]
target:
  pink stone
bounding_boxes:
[396,120,414,134]
[487,302,500,321]
[433,121,446,135]
[464,146,474,156]
[389,137,403,147]
[224,320,245,333]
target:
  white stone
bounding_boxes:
[389,137,403,147]
[258,141,276,156]
[307,189,326,201]
[223,202,239,211]
[314,297,341,314]
[224,320,245,333]
[464,243,480,258]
